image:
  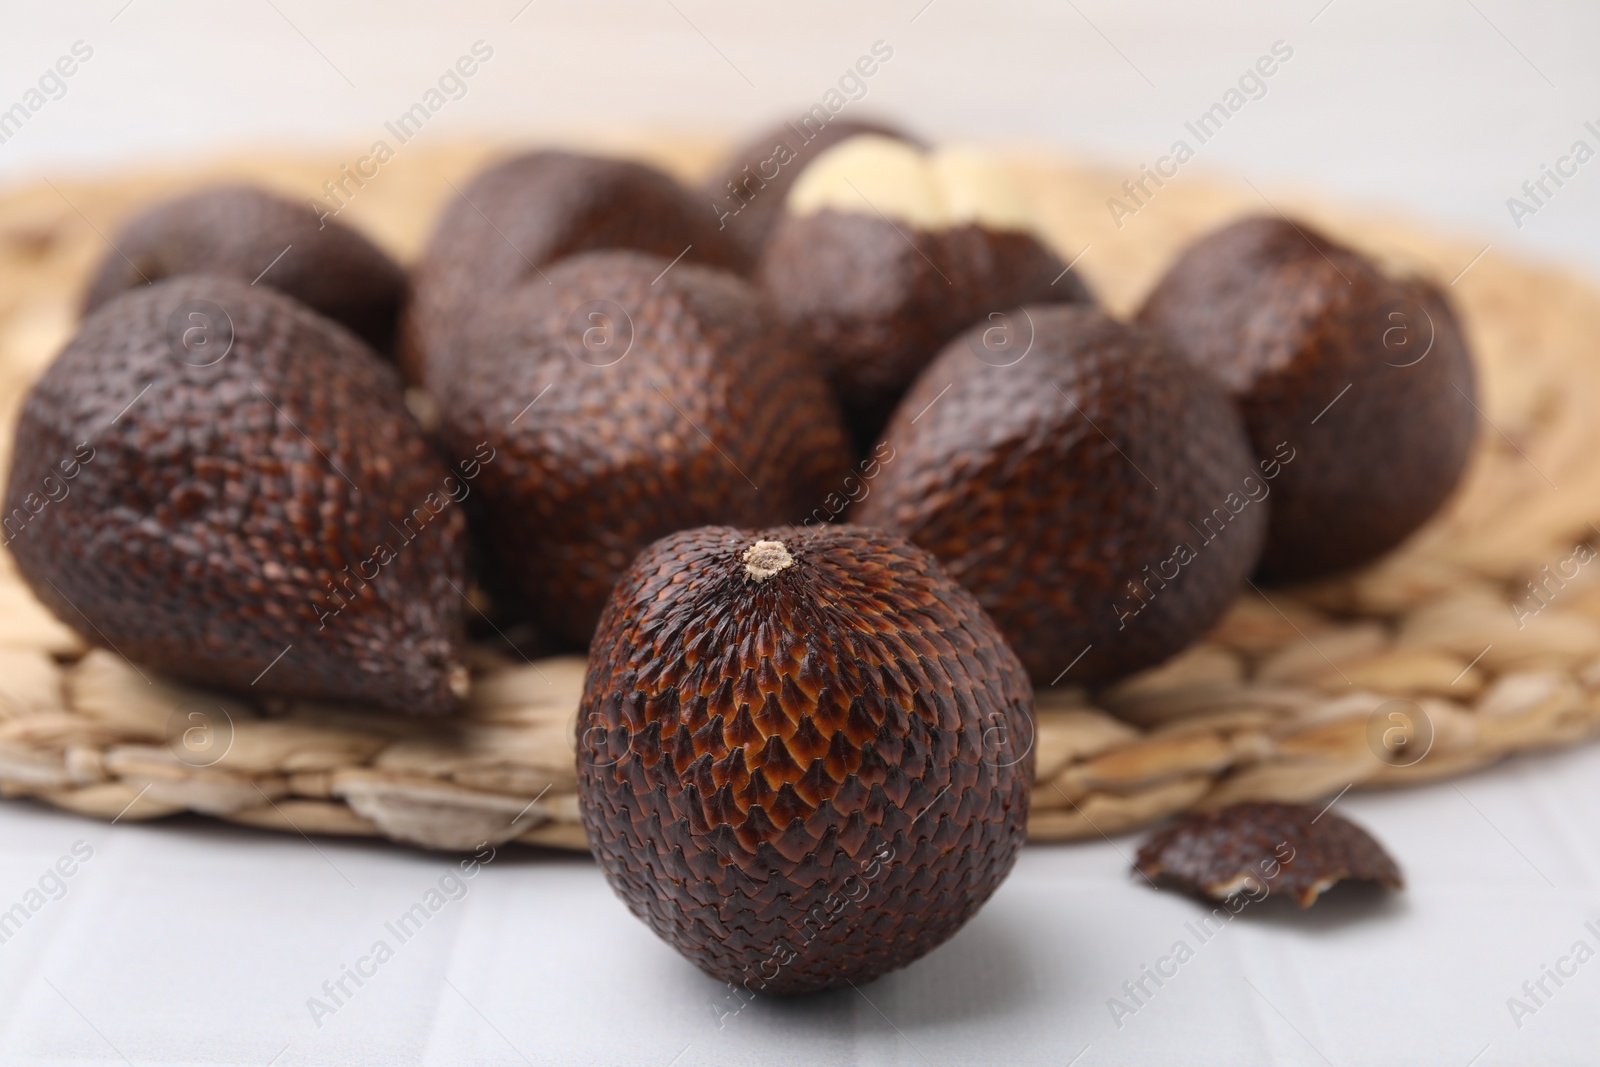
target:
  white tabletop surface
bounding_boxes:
[2,747,1598,1067]
[3,3,1600,1065]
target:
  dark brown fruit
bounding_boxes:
[402,150,747,391]
[1135,801,1403,908]
[757,135,1092,446]
[704,117,915,263]
[82,185,407,354]
[6,276,468,714]
[853,304,1265,686]
[437,249,852,648]
[577,523,1033,994]
[1137,215,1478,581]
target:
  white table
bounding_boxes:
[3,2,1600,1063]
[2,744,1597,1066]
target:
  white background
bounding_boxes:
[2,2,1600,1064]
[2,1,1599,270]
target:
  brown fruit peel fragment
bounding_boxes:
[1133,801,1403,908]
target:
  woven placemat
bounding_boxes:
[3,139,1600,852]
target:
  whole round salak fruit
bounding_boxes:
[402,150,746,390]
[853,304,1265,686]
[576,524,1034,995]
[1137,215,1478,581]
[9,276,469,713]
[437,249,852,648]
[81,185,407,355]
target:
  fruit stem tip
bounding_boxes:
[742,540,794,583]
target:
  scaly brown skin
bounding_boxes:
[578,524,1034,995]
[758,209,1092,449]
[1135,801,1403,908]
[853,304,1264,685]
[1137,215,1478,582]
[438,250,853,648]
[703,118,915,264]
[6,276,468,714]
[82,185,407,355]
[402,151,747,391]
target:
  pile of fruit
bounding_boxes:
[2,121,1484,992]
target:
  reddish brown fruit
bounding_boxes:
[6,276,468,714]
[577,524,1034,994]
[704,117,916,263]
[438,250,852,648]
[81,185,407,354]
[757,136,1091,446]
[1135,801,1403,908]
[402,151,747,390]
[854,304,1265,685]
[1137,215,1478,581]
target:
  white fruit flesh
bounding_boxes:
[785,134,1041,236]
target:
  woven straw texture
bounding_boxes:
[2,139,1599,852]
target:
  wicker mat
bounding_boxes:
[3,138,1600,853]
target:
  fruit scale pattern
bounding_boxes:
[577,526,1032,992]
[1,145,1600,854]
